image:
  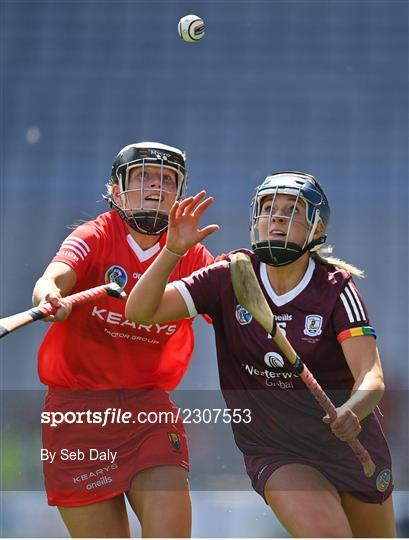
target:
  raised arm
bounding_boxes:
[125,191,219,324]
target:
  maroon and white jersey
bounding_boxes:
[172,249,383,457]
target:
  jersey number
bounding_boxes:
[267,321,286,338]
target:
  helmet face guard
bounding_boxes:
[107,142,187,235]
[250,172,330,267]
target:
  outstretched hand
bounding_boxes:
[166,191,219,255]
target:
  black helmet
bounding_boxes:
[250,171,330,266]
[107,142,187,235]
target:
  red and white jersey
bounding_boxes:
[38,211,213,390]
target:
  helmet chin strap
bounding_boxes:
[105,194,169,236]
[123,210,169,236]
[253,236,327,267]
[253,240,309,267]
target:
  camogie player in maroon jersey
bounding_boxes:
[32,142,213,537]
[126,172,396,537]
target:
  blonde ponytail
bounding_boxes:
[311,246,365,278]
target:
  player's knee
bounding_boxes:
[140,490,191,535]
[154,489,191,514]
[320,525,352,537]
[136,488,191,518]
[270,502,353,538]
[300,519,352,538]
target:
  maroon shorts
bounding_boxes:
[245,444,393,505]
[42,389,189,507]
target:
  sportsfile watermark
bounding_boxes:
[2,390,408,492]
[41,407,252,427]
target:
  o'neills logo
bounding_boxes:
[73,463,118,484]
[86,475,113,490]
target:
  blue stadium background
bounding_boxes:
[1,0,408,537]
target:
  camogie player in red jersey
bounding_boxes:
[126,173,397,537]
[32,142,214,537]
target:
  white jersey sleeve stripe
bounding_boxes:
[347,284,366,321]
[70,236,91,253]
[344,286,362,321]
[171,281,198,318]
[340,292,355,323]
[59,244,85,261]
[61,239,88,257]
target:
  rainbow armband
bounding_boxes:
[337,326,376,344]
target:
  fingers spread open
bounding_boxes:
[169,200,180,222]
[198,224,220,241]
[193,196,214,220]
[191,190,207,203]
[175,197,194,218]
[181,191,206,216]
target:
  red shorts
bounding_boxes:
[42,389,189,507]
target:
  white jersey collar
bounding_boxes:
[127,234,161,262]
[260,258,316,307]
